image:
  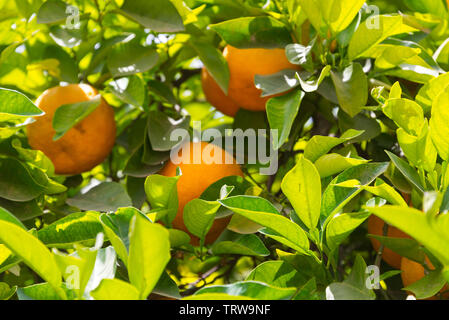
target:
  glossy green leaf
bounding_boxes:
[191,39,230,94]
[366,205,449,266]
[37,211,102,248]
[267,89,304,150]
[246,261,307,288]
[91,278,139,300]
[144,174,179,223]
[107,41,159,78]
[304,129,364,162]
[0,88,43,120]
[348,15,417,60]
[219,196,309,253]
[383,98,424,136]
[386,151,425,192]
[183,199,221,242]
[320,162,389,224]
[315,154,369,178]
[67,182,132,212]
[0,220,64,299]
[211,234,269,257]
[210,17,292,49]
[119,0,184,32]
[194,281,297,300]
[52,95,101,140]
[128,214,170,300]
[331,63,367,117]
[430,89,449,161]
[281,155,321,230]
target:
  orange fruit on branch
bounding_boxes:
[223,45,299,111]
[401,256,449,300]
[27,84,116,175]
[160,141,243,245]
[201,67,240,117]
[368,215,411,269]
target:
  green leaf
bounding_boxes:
[152,271,181,299]
[362,179,408,206]
[17,283,76,300]
[52,95,101,140]
[191,39,230,94]
[367,235,425,263]
[348,15,417,60]
[99,207,148,266]
[0,282,16,300]
[147,111,190,151]
[0,198,43,222]
[211,234,269,257]
[108,76,146,107]
[67,182,132,212]
[281,155,321,230]
[144,174,179,224]
[183,199,221,243]
[107,40,159,78]
[44,45,79,83]
[36,0,67,24]
[194,281,297,300]
[416,71,449,114]
[430,89,449,161]
[382,98,424,136]
[366,205,449,266]
[219,196,310,253]
[397,121,437,172]
[128,214,170,300]
[0,88,43,121]
[0,206,26,229]
[323,0,366,34]
[315,154,369,178]
[168,229,191,248]
[267,89,305,150]
[386,151,425,192]
[0,220,64,299]
[91,278,139,300]
[404,270,448,299]
[403,0,447,17]
[304,129,364,162]
[210,17,292,49]
[246,261,307,288]
[38,212,102,248]
[331,63,367,117]
[297,0,325,35]
[326,212,370,251]
[119,0,184,33]
[326,255,376,300]
[297,65,331,93]
[255,69,300,97]
[0,158,47,202]
[320,162,389,224]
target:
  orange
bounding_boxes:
[368,215,411,269]
[160,141,243,245]
[27,84,116,175]
[201,67,240,117]
[401,256,449,300]
[224,45,299,111]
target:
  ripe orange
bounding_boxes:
[401,256,449,300]
[224,45,299,111]
[368,215,411,269]
[27,84,116,175]
[160,141,243,245]
[201,67,240,117]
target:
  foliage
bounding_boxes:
[0,0,449,300]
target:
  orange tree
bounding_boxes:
[0,0,449,301]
